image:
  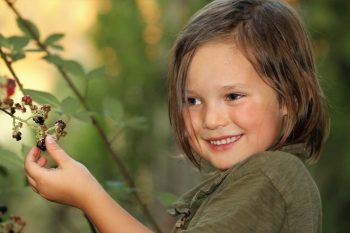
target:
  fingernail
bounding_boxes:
[46,135,55,144]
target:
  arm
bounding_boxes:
[24,135,152,233]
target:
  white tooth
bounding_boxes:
[210,135,242,145]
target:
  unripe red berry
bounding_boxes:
[6,79,16,97]
[21,95,32,105]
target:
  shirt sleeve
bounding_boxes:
[180,172,286,233]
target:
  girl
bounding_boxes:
[24,0,329,232]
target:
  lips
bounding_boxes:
[206,134,243,151]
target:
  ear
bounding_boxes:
[282,104,288,116]
[280,100,288,116]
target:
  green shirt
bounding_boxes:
[168,145,322,233]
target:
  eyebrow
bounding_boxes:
[221,84,248,91]
[186,84,249,93]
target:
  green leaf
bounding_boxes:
[0,34,11,49]
[106,180,125,190]
[61,59,85,76]
[43,33,64,45]
[42,54,64,66]
[73,111,99,123]
[0,148,23,169]
[103,98,124,121]
[155,192,178,206]
[9,51,26,62]
[16,18,40,39]
[125,116,147,130]
[60,96,80,116]
[0,165,8,177]
[8,36,30,51]
[49,44,64,51]
[86,66,106,80]
[23,89,60,108]
[24,48,44,52]
[43,55,85,76]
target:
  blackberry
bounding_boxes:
[33,116,45,125]
[36,139,46,151]
[0,204,8,214]
[12,132,22,141]
[56,119,66,130]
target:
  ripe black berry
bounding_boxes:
[33,116,45,125]
[0,204,8,214]
[12,132,22,141]
[36,139,46,151]
[55,119,66,130]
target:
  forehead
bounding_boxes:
[187,41,260,89]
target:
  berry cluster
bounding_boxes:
[0,204,26,233]
[0,76,67,150]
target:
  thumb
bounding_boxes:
[45,135,70,166]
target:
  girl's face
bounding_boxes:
[183,41,286,170]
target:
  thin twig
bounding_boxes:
[2,1,162,232]
[0,108,13,117]
[0,47,24,92]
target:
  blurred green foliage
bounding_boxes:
[300,0,350,232]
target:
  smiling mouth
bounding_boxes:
[208,134,243,145]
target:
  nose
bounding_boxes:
[203,103,229,129]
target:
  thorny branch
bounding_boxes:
[2,0,163,232]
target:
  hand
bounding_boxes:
[24,135,100,209]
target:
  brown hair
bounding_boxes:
[168,0,329,168]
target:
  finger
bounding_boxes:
[37,156,48,167]
[45,135,71,166]
[24,147,43,177]
[25,147,41,163]
[31,186,38,193]
[26,175,37,188]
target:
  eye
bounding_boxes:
[187,97,202,106]
[226,93,244,101]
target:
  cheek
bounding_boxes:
[231,102,282,144]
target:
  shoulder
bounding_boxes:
[225,150,319,198]
[222,149,322,228]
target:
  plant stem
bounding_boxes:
[0,108,13,117]
[0,47,24,93]
[3,1,162,232]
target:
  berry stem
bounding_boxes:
[45,125,55,134]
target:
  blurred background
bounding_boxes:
[0,0,349,232]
